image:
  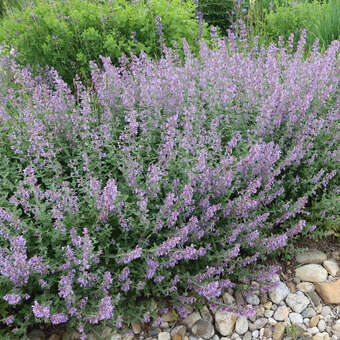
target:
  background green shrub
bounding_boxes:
[0,0,208,88]
[305,0,340,51]
[252,0,339,51]
[195,0,234,33]
[257,0,322,44]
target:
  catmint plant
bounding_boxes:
[0,30,339,338]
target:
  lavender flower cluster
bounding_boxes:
[0,32,339,336]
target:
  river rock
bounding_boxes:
[306,290,322,307]
[286,292,309,313]
[269,282,290,304]
[295,264,328,283]
[171,325,187,338]
[215,311,237,336]
[235,316,248,335]
[315,278,340,304]
[183,312,201,328]
[302,307,316,318]
[246,295,260,305]
[309,315,320,328]
[191,319,215,339]
[296,250,327,264]
[254,317,267,329]
[323,260,340,277]
[223,292,236,306]
[318,319,326,332]
[273,323,285,340]
[274,306,289,321]
[289,312,303,324]
[200,305,213,323]
[297,282,315,293]
[158,332,171,340]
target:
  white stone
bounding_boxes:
[302,307,316,318]
[318,319,326,332]
[321,306,332,317]
[274,306,289,321]
[285,292,310,313]
[268,318,277,326]
[269,282,290,304]
[254,318,267,329]
[235,316,248,335]
[296,282,315,293]
[252,330,259,338]
[308,327,319,335]
[323,260,340,277]
[158,332,171,340]
[259,328,265,338]
[246,295,260,305]
[214,311,237,336]
[289,312,303,324]
[264,310,274,318]
[295,264,328,283]
[243,332,252,340]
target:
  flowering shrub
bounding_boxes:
[0,0,208,88]
[0,32,339,338]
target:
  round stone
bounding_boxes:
[304,318,310,327]
[302,308,316,318]
[308,327,319,335]
[223,292,236,305]
[297,282,315,293]
[295,264,328,283]
[183,312,201,328]
[285,292,310,313]
[191,319,215,340]
[310,315,320,328]
[170,326,187,338]
[269,282,290,304]
[268,318,277,326]
[264,310,274,318]
[158,332,171,340]
[289,312,303,324]
[235,316,248,335]
[318,319,326,332]
[296,250,327,264]
[323,260,340,277]
[254,318,267,329]
[243,331,252,340]
[274,306,289,321]
[214,311,237,336]
[321,306,332,317]
[246,295,260,305]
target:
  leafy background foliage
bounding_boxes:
[0,0,208,88]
